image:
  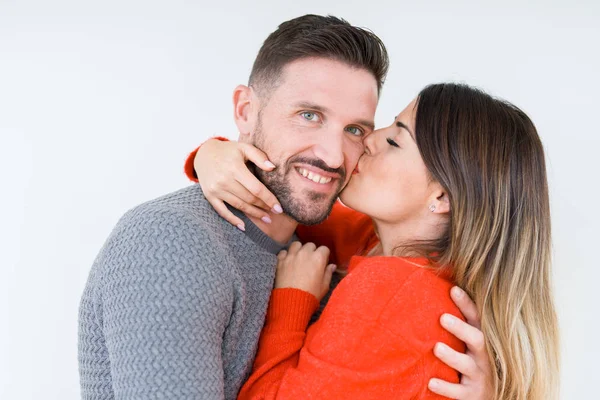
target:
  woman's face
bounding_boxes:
[340,99,441,225]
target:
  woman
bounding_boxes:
[187,83,560,399]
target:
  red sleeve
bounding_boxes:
[183,136,230,182]
[237,288,320,400]
[296,202,378,267]
[237,260,465,400]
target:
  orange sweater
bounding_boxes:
[184,147,465,399]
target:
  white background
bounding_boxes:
[1,0,598,398]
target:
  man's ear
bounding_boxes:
[233,85,256,140]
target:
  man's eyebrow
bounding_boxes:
[294,102,330,114]
[356,119,375,131]
[396,120,415,141]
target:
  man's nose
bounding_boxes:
[313,129,345,169]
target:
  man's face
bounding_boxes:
[249,57,378,225]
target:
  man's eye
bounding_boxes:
[301,112,320,122]
[345,126,364,136]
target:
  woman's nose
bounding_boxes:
[363,130,380,155]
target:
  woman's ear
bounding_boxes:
[232,85,256,140]
[428,186,450,215]
[434,192,450,214]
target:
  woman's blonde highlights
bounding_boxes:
[412,84,560,400]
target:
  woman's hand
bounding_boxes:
[275,242,337,301]
[194,139,282,231]
[429,286,493,400]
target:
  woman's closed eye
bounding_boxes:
[386,137,400,148]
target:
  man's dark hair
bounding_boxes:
[249,14,389,97]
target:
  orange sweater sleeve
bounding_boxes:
[238,288,320,400]
[183,137,230,183]
[238,259,465,400]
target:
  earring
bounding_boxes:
[429,204,436,212]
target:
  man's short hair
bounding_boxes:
[249,14,389,97]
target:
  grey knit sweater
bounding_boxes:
[78,185,293,399]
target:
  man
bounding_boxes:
[79,15,488,399]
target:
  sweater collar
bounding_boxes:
[229,205,296,255]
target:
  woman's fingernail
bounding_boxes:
[441,313,455,326]
[261,216,272,224]
[452,286,464,298]
[264,161,276,169]
[237,224,245,231]
[435,342,448,354]
[428,378,439,389]
[273,204,283,214]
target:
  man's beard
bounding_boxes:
[252,117,346,225]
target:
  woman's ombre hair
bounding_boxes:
[413,83,560,399]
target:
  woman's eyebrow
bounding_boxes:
[395,120,415,141]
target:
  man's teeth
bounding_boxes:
[297,168,332,184]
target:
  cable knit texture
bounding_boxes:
[78,185,292,400]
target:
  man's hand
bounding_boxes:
[429,286,493,399]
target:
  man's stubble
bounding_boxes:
[251,111,345,226]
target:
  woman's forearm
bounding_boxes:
[238,288,318,400]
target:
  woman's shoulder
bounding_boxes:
[347,256,452,288]
[333,257,457,312]
[339,257,464,349]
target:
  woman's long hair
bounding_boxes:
[413,83,560,399]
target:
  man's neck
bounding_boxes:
[246,212,299,245]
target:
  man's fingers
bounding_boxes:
[433,342,478,377]
[428,378,465,399]
[451,286,481,329]
[440,313,486,355]
[240,143,276,171]
[210,198,245,231]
